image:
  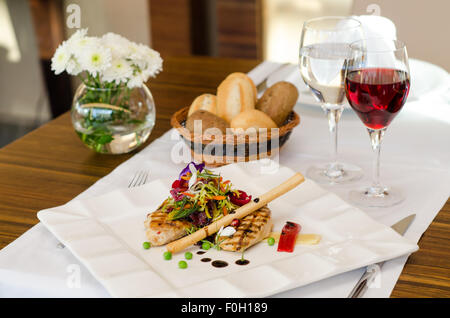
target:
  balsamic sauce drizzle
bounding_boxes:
[235,259,250,266]
[211,260,228,268]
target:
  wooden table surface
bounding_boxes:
[0,56,448,298]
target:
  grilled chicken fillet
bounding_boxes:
[144,210,191,246]
[219,206,273,252]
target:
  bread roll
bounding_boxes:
[225,72,257,104]
[230,109,277,131]
[185,110,229,134]
[217,73,256,122]
[188,94,217,117]
[256,81,298,126]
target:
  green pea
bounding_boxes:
[185,252,193,260]
[163,251,172,260]
[202,242,211,250]
[178,260,188,269]
[142,242,151,249]
[267,237,275,246]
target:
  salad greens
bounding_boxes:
[162,162,252,229]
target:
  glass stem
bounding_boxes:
[367,128,386,192]
[324,105,343,177]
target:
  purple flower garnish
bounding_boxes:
[179,161,205,179]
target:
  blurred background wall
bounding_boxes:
[0,0,448,148]
[0,0,50,144]
[63,0,150,45]
[263,0,353,63]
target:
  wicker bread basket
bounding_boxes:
[171,107,300,167]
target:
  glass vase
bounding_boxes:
[71,84,156,154]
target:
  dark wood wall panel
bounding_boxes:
[149,0,192,57]
[149,0,262,59]
[216,0,262,59]
[29,0,65,60]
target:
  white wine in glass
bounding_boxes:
[299,17,364,184]
[300,43,350,105]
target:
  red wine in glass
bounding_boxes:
[345,68,410,129]
[345,39,410,208]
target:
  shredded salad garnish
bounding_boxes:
[161,162,252,228]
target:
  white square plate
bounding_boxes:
[37,161,418,297]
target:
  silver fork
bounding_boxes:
[128,170,149,188]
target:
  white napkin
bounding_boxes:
[246,61,282,85]
[0,223,109,297]
[0,61,449,298]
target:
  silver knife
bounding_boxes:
[348,214,416,298]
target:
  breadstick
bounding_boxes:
[166,172,305,254]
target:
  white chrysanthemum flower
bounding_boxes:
[66,28,90,47]
[144,57,163,78]
[102,33,130,48]
[51,42,70,74]
[127,73,144,89]
[136,44,163,79]
[148,51,163,74]
[126,42,148,63]
[68,28,88,41]
[51,29,163,87]
[66,58,82,76]
[66,29,95,56]
[102,32,128,45]
[102,58,133,84]
[79,45,112,77]
[101,33,131,59]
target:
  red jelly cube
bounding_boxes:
[277,221,301,253]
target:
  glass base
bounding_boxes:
[349,185,404,208]
[306,162,363,185]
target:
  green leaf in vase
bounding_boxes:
[96,134,114,145]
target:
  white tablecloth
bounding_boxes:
[0,61,449,298]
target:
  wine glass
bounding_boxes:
[299,16,364,184]
[345,38,411,207]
